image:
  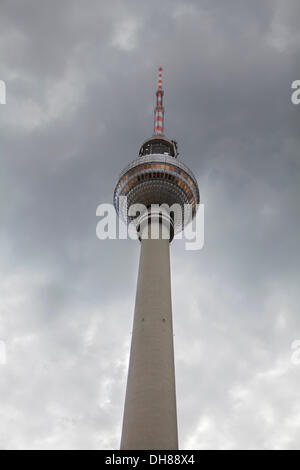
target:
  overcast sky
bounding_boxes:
[0,0,299,450]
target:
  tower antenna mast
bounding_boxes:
[154,67,164,136]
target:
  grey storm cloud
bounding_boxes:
[0,0,299,449]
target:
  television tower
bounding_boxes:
[114,68,199,450]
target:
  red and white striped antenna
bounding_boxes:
[154,67,164,136]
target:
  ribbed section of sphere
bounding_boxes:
[114,154,200,234]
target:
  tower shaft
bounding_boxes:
[120,217,178,449]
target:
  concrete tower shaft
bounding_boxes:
[120,211,178,449]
